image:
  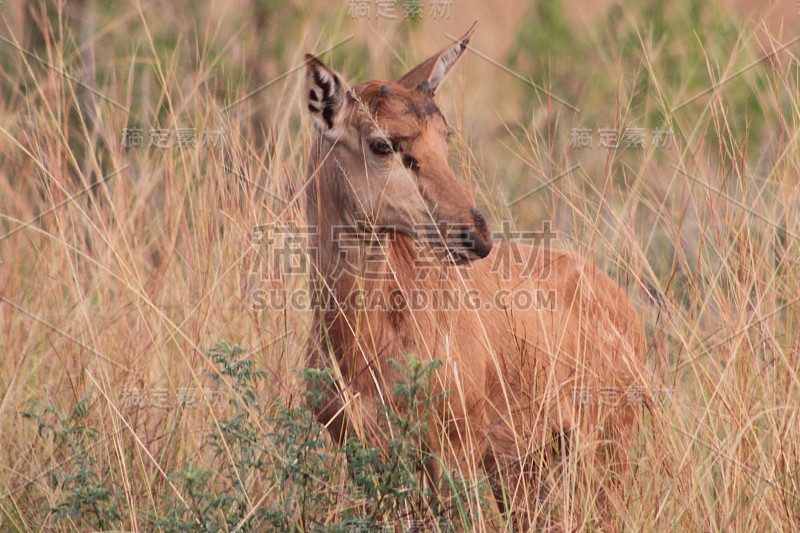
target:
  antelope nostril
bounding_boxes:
[470,207,488,234]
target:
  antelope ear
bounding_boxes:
[397,21,476,94]
[304,54,348,134]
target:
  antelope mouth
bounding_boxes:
[445,247,473,265]
[459,225,493,259]
[410,222,493,264]
[448,208,493,262]
[445,231,493,264]
[415,208,493,264]
[378,215,493,264]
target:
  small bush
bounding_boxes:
[25,344,482,532]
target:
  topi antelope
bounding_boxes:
[303,23,646,530]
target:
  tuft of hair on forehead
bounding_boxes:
[353,80,443,122]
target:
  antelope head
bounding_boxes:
[304,23,492,263]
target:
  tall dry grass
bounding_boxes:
[0,0,798,531]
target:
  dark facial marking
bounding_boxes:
[402,155,419,171]
[403,94,443,121]
[322,106,334,129]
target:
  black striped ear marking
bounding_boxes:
[305,54,347,132]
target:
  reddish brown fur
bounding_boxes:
[303,36,646,529]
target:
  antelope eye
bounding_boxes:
[369,139,399,155]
